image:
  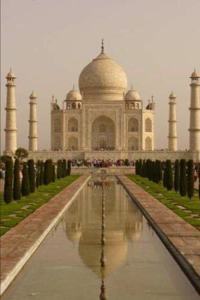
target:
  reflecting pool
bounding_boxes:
[1,175,199,300]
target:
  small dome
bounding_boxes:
[190,69,200,79]
[125,89,141,101]
[79,50,128,101]
[30,91,37,99]
[66,89,82,101]
[169,91,176,99]
[6,68,16,79]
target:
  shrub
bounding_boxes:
[4,157,13,203]
[187,160,194,200]
[36,161,40,188]
[165,160,173,190]
[21,162,30,196]
[40,161,44,185]
[57,160,62,179]
[155,160,162,183]
[15,148,28,161]
[174,160,180,192]
[28,159,35,193]
[62,159,67,177]
[13,158,21,200]
[67,160,72,176]
[179,159,187,197]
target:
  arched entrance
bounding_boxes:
[92,116,115,150]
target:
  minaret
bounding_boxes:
[168,92,178,151]
[28,91,38,151]
[5,69,17,155]
[189,70,200,152]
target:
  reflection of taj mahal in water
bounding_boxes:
[63,177,143,277]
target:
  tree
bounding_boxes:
[4,157,13,203]
[44,159,53,184]
[15,148,29,161]
[198,163,200,200]
[174,160,180,192]
[163,162,167,188]
[28,159,35,193]
[62,159,67,177]
[52,164,56,182]
[165,160,173,190]
[21,162,30,196]
[187,160,194,200]
[13,158,21,200]
[67,160,72,176]
[57,160,62,179]
[179,159,187,197]
[155,160,162,183]
[0,155,12,165]
[36,161,40,188]
[40,161,44,185]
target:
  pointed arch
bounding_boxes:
[68,118,78,132]
[128,137,139,150]
[145,137,152,150]
[128,118,139,132]
[145,118,152,132]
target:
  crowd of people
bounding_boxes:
[71,159,134,168]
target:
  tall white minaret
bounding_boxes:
[28,91,38,151]
[168,92,178,151]
[189,70,200,152]
[4,69,17,155]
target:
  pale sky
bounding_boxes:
[1,0,200,152]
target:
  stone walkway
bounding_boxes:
[118,175,200,293]
[0,175,90,295]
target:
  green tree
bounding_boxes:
[62,159,67,177]
[163,163,167,188]
[165,160,173,190]
[174,160,180,192]
[179,159,187,197]
[57,160,62,179]
[36,161,40,188]
[40,161,44,185]
[15,148,28,161]
[13,158,21,200]
[52,164,56,182]
[187,160,194,200]
[28,159,35,193]
[198,163,200,200]
[156,160,162,183]
[21,162,30,196]
[67,160,72,176]
[4,157,13,203]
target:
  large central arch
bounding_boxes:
[92,116,115,150]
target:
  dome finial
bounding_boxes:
[101,39,104,54]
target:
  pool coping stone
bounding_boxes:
[118,175,200,295]
[0,174,90,296]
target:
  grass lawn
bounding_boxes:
[0,175,79,237]
[128,175,200,230]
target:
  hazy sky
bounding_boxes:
[1,0,200,151]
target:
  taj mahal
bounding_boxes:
[4,42,200,162]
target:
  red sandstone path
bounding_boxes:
[118,175,200,293]
[0,175,90,295]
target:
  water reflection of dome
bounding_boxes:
[126,209,143,241]
[78,229,127,277]
[91,184,116,216]
[65,221,82,242]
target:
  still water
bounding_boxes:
[1,176,199,300]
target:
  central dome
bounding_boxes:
[79,50,128,101]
